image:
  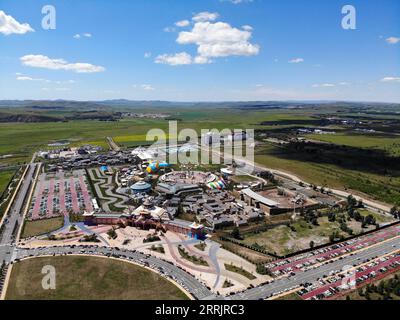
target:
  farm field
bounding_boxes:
[6,256,189,300]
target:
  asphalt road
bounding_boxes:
[0,163,39,265]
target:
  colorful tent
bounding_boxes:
[146,162,169,174]
[207,179,226,190]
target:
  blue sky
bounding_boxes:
[0,0,399,102]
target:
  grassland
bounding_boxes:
[239,216,377,256]
[307,133,400,157]
[0,170,14,196]
[21,217,65,238]
[2,106,400,206]
[6,256,189,300]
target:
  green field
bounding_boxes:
[6,256,189,300]
[21,217,65,238]
[0,170,14,195]
[307,133,400,157]
[2,105,400,206]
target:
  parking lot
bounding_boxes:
[28,170,94,221]
[298,251,400,300]
[265,224,400,277]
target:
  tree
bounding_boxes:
[231,227,242,240]
[309,241,315,249]
[347,195,357,210]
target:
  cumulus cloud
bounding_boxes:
[20,55,105,73]
[177,21,259,58]
[381,77,400,82]
[192,12,219,22]
[144,52,152,58]
[175,20,190,27]
[288,58,304,64]
[156,14,259,66]
[386,37,400,44]
[0,10,34,35]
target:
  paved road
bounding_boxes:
[0,163,39,265]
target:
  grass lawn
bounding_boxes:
[224,263,256,280]
[194,242,207,252]
[231,175,260,184]
[21,217,65,238]
[6,256,189,300]
[178,245,209,266]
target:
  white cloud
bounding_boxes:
[132,84,156,91]
[16,76,44,81]
[144,52,152,58]
[288,58,304,64]
[20,54,105,73]
[385,37,400,44]
[312,83,335,88]
[0,10,34,35]
[157,15,259,66]
[193,56,211,64]
[338,82,350,86]
[177,21,259,58]
[155,52,193,66]
[73,33,92,39]
[175,20,190,27]
[192,12,219,22]
[141,84,155,91]
[381,77,400,82]
[242,25,253,31]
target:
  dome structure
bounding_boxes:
[130,181,152,193]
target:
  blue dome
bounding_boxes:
[130,181,152,193]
